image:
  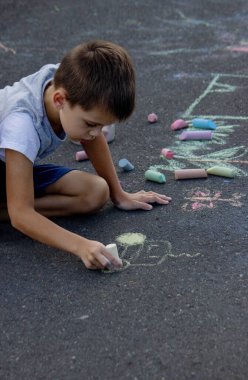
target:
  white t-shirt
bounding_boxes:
[0,64,66,164]
[0,112,40,163]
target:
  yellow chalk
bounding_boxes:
[206,166,235,178]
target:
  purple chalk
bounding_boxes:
[179,131,212,140]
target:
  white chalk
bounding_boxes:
[70,139,81,145]
[102,124,115,143]
[106,243,120,260]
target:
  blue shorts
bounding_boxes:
[0,161,74,202]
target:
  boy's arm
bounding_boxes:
[83,134,171,209]
[82,133,124,203]
[5,149,121,269]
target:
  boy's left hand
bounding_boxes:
[113,190,172,211]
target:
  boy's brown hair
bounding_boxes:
[53,40,135,121]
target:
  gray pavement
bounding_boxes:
[1,1,248,379]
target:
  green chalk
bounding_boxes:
[206,166,235,178]
[145,170,166,183]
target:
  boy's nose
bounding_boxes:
[89,127,102,137]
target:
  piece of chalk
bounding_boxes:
[105,243,123,270]
[147,113,158,123]
[179,131,212,140]
[145,170,166,183]
[70,139,82,145]
[171,119,188,130]
[161,148,174,159]
[118,158,134,171]
[206,166,235,178]
[192,118,217,130]
[102,124,115,143]
[106,243,120,260]
[75,150,88,161]
[175,169,208,180]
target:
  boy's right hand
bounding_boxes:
[77,239,123,270]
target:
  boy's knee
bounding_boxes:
[78,176,109,214]
[90,176,110,211]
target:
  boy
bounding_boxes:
[0,40,171,270]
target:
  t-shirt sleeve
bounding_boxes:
[0,112,40,163]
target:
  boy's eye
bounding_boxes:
[86,122,98,127]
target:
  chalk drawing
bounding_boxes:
[116,232,146,246]
[148,47,210,57]
[174,146,248,164]
[102,232,200,273]
[148,73,248,177]
[182,188,245,211]
[174,146,248,176]
[183,73,248,120]
[226,45,248,53]
[150,145,248,177]
[175,10,212,27]
[0,42,16,55]
[211,125,240,145]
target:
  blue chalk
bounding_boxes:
[118,158,134,171]
[192,118,217,130]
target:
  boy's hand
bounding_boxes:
[113,190,172,211]
[77,239,123,270]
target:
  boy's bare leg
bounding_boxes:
[36,170,110,217]
[0,170,110,221]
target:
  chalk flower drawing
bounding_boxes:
[182,188,245,211]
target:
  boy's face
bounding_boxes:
[58,99,117,142]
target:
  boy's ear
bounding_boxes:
[53,89,67,109]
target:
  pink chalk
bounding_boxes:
[147,113,158,123]
[179,131,212,140]
[175,169,208,180]
[161,148,174,159]
[226,46,248,53]
[75,150,88,161]
[171,119,188,130]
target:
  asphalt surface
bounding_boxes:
[1,1,248,379]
